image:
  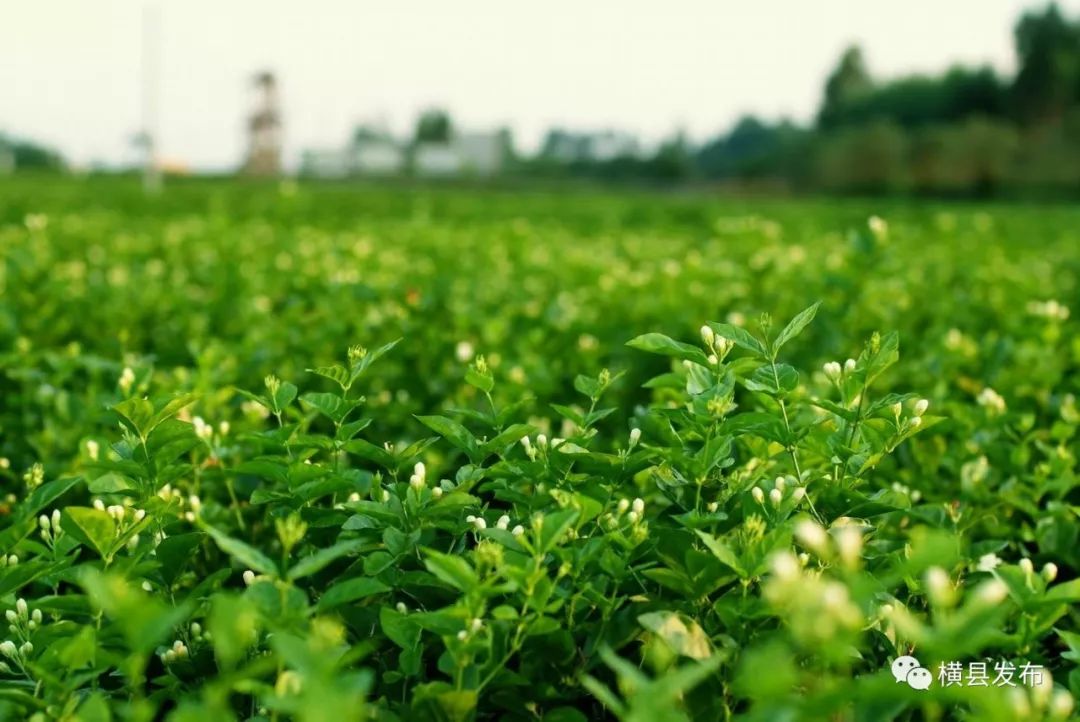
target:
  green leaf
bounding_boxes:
[380,606,422,649]
[707,322,766,356]
[743,364,799,396]
[694,530,747,577]
[538,509,579,554]
[301,392,358,424]
[201,523,278,577]
[271,381,298,414]
[626,333,711,367]
[464,366,494,393]
[343,438,395,468]
[208,593,259,668]
[80,569,191,654]
[772,301,820,353]
[482,423,536,456]
[61,507,117,559]
[858,331,900,388]
[317,576,391,610]
[638,610,713,659]
[349,339,402,382]
[14,476,82,523]
[416,415,479,459]
[156,532,204,585]
[288,539,365,580]
[423,549,478,592]
[308,364,351,390]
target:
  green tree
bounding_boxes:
[818,46,874,129]
[1012,3,1080,125]
[413,109,453,145]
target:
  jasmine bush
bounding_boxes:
[0,180,1077,721]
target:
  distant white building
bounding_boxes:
[414,131,505,177]
[456,132,503,175]
[302,128,505,179]
[301,148,351,178]
[413,143,462,177]
[542,129,640,163]
[354,139,405,175]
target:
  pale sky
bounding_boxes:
[2,1,1076,171]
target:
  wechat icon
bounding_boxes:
[892,655,932,690]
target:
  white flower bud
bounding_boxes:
[456,630,468,641]
[707,354,719,365]
[414,462,426,481]
[1019,558,1034,576]
[914,399,929,416]
[242,570,256,586]
[0,641,16,658]
[432,487,443,499]
[769,488,782,506]
[700,325,714,348]
[409,474,425,491]
[844,358,856,373]
[536,434,548,449]
[472,517,487,531]
[93,499,105,511]
[382,490,391,502]
[908,416,922,429]
[1050,690,1074,719]
[626,511,640,524]
[38,515,50,530]
[396,602,407,614]
[1042,562,1058,582]
[191,622,202,636]
[774,476,785,491]
[16,599,27,618]
[19,642,32,657]
[890,402,902,417]
[752,487,764,504]
[706,501,719,513]
[974,578,1008,605]
[496,515,510,530]
[134,509,146,522]
[925,566,953,606]
[836,526,863,567]
[631,498,645,514]
[470,618,483,632]
[823,361,841,380]
[31,609,41,625]
[792,487,806,502]
[795,520,828,553]
[770,551,800,581]
[465,515,476,523]
[511,525,524,537]
[51,509,61,529]
[86,439,100,461]
[4,611,15,624]
[616,499,629,514]
[629,428,641,446]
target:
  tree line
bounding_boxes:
[519,3,1080,196]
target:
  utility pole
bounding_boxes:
[141,2,162,193]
